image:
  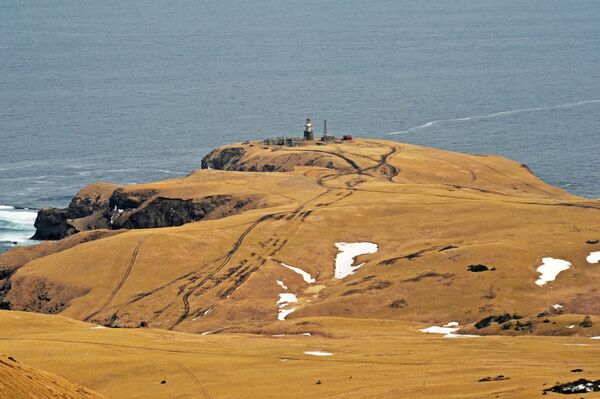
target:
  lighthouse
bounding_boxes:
[304,118,314,141]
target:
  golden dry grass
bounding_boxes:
[2,138,600,397]
[0,310,599,398]
[0,348,104,399]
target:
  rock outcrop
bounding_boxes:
[201,143,357,172]
[108,195,257,229]
[32,183,120,240]
[32,179,263,240]
[201,146,247,170]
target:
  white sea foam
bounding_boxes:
[0,207,37,226]
[586,252,600,264]
[387,99,600,135]
[535,258,571,286]
[0,205,38,246]
[281,263,315,284]
[334,242,379,279]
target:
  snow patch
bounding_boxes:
[334,242,378,279]
[443,333,480,339]
[281,263,315,284]
[420,323,479,339]
[591,336,600,340]
[277,293,298,321]
[91,325,106,329]
[567,325,575,329]
[553,304,563,310]
[304,351,333,356]
[276,280,288,290]
[535,258,571,286]
[587,252,600,264]
[420,326,459,335]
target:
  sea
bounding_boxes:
[1,0,599,254]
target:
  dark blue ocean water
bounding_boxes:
[1,0,600,252]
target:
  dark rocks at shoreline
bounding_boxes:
[32,208,77,240]
[32,184,260,241]
[32,183,119,240]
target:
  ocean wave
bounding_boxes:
[387,99,600,135]
[0,230,35,244]
[0,205,37,246]
[0,207,37,227]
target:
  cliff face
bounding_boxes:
[32,183,119,240]
[109,194,256,229]
[33,183,263,240]
[201,143,356,172]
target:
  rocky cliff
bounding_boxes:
[33,181,264,240]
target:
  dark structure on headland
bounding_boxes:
[303,118,314,141]
[263,118,348,147]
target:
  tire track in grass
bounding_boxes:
[84,236,149,322]
[176,361,212,399]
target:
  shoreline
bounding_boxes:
[0,205,39,254]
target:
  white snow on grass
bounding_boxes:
[192,307,213,321]
[304,351,333,356]
[91,325,106,329]
[276,280,288,290]
[420,326,459,335]
[278,308,296,320]
[591,336,600,340]
[535,258,571,286]
[587,252,600,264]
[281,263,315,284]
[553,304,563,310]
[443,333,480,339]
[420,323,479,339]
[277,293,298,321]
[201,331,213,336]
[334,242,379,279]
